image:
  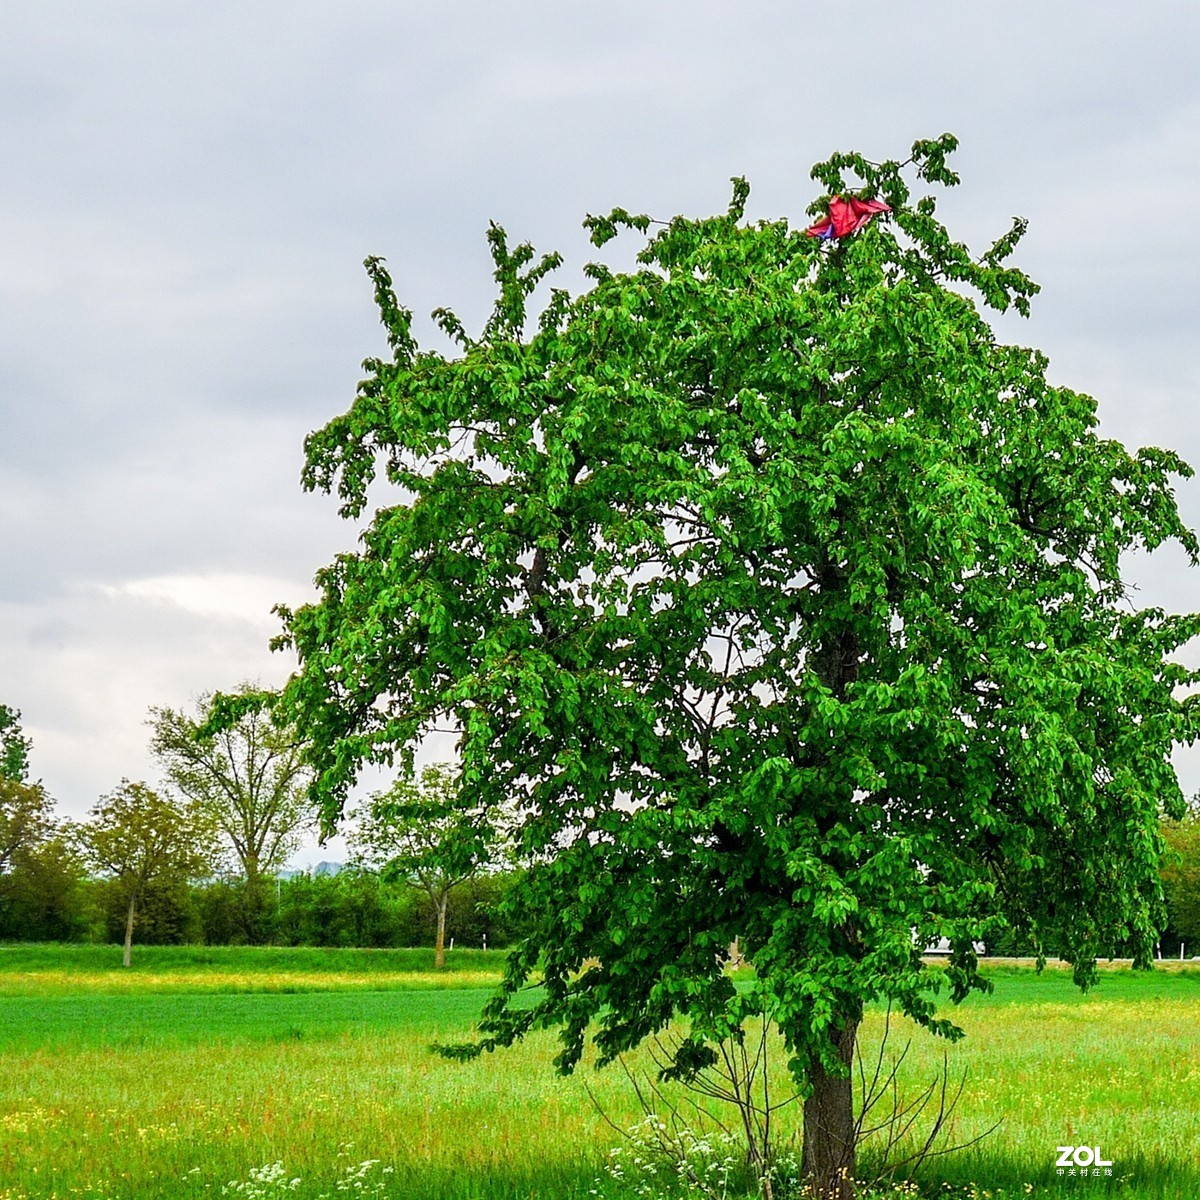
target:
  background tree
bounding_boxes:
[78,780,216,966]
[0,778,58,937]
[270,135,1200,1198]
[0,710,55,926]
[348,762,505,967]
[0,710,89,941]
[0,829,94,942]
[149,684,313,943]
[272,868,416,949]
[0,777,53,878]
[1160,814,1200,951]
[0,704,32,784]
[99,869,202,947]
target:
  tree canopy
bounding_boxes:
[270,134,1200,1197]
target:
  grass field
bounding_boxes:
[0,945,1198,1199]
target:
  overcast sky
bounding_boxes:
[3,2,1199,865]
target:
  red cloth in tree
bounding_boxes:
[806,196,891,240]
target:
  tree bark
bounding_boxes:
[802,1015,860,1200]
[123,892,136,968]
[802,593,863,1197]
[434,895,447,969]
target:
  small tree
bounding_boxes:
[79,781,216,966]
[349,762,504,967]
[149,685,313,942]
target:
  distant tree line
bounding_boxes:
[6,694,1198,960]
[0,861,528,950]
[0,699,529,955]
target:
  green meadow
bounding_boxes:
[0,946,1198,1199]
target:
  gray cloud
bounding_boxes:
[3,0,1199,850]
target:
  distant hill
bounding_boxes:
[277,861,344,880]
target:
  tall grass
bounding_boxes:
[854,973,1200,1198]
[0,948,1196,1198]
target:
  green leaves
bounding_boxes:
[0,776,53,875]
[910,133,961,186]
[362,256,416,361]
[483,223,565,341]
[351,761,509,894]
[0,704,31,785]
[582,206,652,248]
[277,135,1200,1091]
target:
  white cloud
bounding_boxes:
[95,572,309,629]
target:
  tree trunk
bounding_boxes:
[434,896,447,970]
[802,1015,860,1200]
[242,864,267,945]
[123,893,136,968]
[803,608,862,1198]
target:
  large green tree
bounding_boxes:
[149,685,312,942]
[269,135,1199,1198]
